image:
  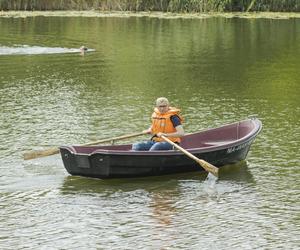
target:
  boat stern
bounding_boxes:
[59,146,110,178]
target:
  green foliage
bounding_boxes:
[0,0,299,11]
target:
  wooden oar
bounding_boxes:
[161,135,219,177]
[23,131,147,160]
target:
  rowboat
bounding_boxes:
[60,118,262,179]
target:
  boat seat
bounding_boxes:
[202,140,235,146]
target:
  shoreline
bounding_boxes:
[1,10,300,19]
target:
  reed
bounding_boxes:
[0,0,299,12]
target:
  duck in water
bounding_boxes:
[80,46,88,55]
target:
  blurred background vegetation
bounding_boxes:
[0,0,300,12]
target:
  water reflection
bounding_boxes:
[1,15,299,249]
[218,160,255,183]
[59,162,254,226]
[60,175,184,229]
[59,161,254,195]
[60,174,183,195]
[150,192,177,226]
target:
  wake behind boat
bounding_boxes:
[0,45,95,55]
[60,118,262,179]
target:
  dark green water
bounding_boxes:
[0,16,299,249]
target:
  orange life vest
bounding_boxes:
[151,107,183,143]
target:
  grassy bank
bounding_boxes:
[1,10,300,19]
[0,0,300,12]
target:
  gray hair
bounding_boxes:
[156,97,169,106]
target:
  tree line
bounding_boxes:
[0,0,300,12]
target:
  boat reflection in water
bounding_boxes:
[59,161,254,228]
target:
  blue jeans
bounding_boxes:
[132,141,173,151]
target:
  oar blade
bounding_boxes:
[23,147,60,160]
[197,159,219,177]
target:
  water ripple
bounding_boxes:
[1,16,299,250]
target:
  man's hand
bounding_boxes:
[143,128,152,134]
[156,132,166,137]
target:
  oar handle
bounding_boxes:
[161,135,219,177]
[23,131,147,160]
[83,131,147,146]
